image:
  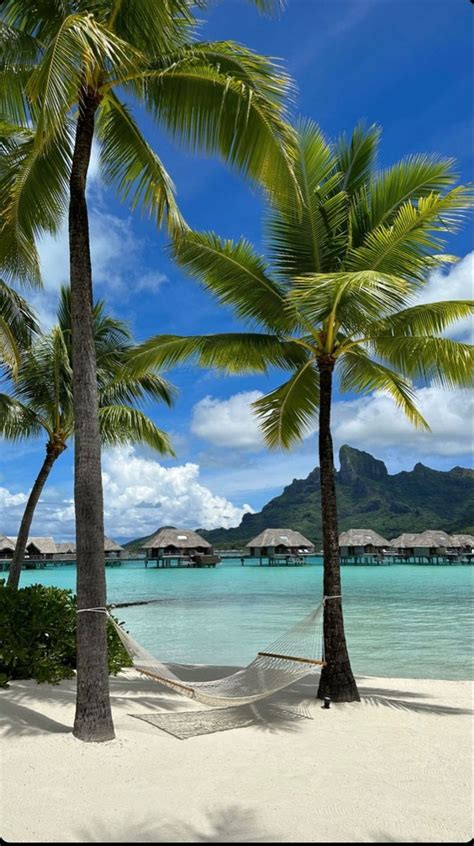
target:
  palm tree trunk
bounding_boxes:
[7,441,64,589]
[316,358,360,702]
[69,87,114,742]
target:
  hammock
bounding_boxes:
[108,599,325,708]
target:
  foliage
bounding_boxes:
[0,0,298,286]
[0,583,131,687]
[0,278,39,374]
[0,285,175,455]
[128,120,473,446]
[197,446,474,548]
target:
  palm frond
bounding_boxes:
[336,121,380,197]
[253,361,320,449]
[171,231,295,332]
[99,405,175,455]
[368,300,474,338]
[338,348,428,429]
[267,118,341,278]
[369,335,474,389]
[0,279,39,373]
[0,121,72,284]
[127,332,305,377]
[96,92,184,232]
[347,186,474,283]
[129,43,299,205]
[0,393,44,440]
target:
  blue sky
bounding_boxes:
[1,0,472,541]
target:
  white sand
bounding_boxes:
[0,668,472,843]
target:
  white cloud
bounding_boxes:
[0,448,253,540]
[191,391,265,451]
[101,446,253,535]
[332,384,473,457]
[413,252,473,341]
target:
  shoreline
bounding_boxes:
[1,669,472,843]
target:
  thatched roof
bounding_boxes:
[104,536,124,552]
[55,541,76,554]
[142,528,211,550]
[450,534,474,547]
[246,528,314,549]
[0,535,15,551]
[339,529,389,547]
[8,536,58,554]
[390,530,452,549]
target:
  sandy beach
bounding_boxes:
[0,668,472,843]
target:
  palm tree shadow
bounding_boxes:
[76,805,275,842]
[0,696,71,737]
[358,686,472,716]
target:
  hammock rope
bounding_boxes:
[109,598,327,708]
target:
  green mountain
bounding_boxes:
[198,445,474,548]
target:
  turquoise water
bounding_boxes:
[21,559,473,680]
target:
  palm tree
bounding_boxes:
[1,286,174,591]
[0,280,39,375]
[0,0,296,740]
[128,120,473,702]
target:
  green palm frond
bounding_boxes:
[128,332,306,376]
[96,92,184,232]
[370,335,474,389]
[267,119,340,278]
[27,13,143,142]
[338,348,429,430]
[347,187,474,283]
[171,231,294,332]
[99,405,175,455]
[131,46,298,205]
[0,279,39,373]
[99,372,176,407]
[253,360,320,449]
[368,300,474,338]
[0,393,44,440]
[289,270,410,338]
[0,121,72,284]
[336,121,381,197]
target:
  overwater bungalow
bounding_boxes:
[246,528,314,565]
[390,530,455,559]
[104,537,124,559]
[449,534,474,554]
[339,529,390,558]
[0,535,15,559]
[6,536,58,563]
[142,528,218,567]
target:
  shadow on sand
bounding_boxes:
[75,805,275,842]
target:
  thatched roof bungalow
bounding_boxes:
[104,536,124,558]
[390,530,453,556]
[449,534,474,553]
[143,528,212,561]
[55,541,76,555]
[339,529,390,557]
[247,528,314,559]
[0,535,15,559]
[7,536,58,559]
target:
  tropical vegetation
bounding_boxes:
[0,0,295,741]
[0,583,131,687]
[0,280,39,375]
[128,120,474,701]
[0,286,174,591]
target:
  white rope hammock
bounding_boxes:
[107,599,326,708]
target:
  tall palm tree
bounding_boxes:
[128,120,473,702]
[0,0,296,740]
[0,280,39,375]
[1,286,174,591]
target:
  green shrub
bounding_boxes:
[0,583,132,687]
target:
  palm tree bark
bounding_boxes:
[316,357,360,702]
[69,87,114,742]
[7,440,64,589]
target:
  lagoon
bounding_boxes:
[21,558,473,681]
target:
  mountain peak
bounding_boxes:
[338,445,388,483]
